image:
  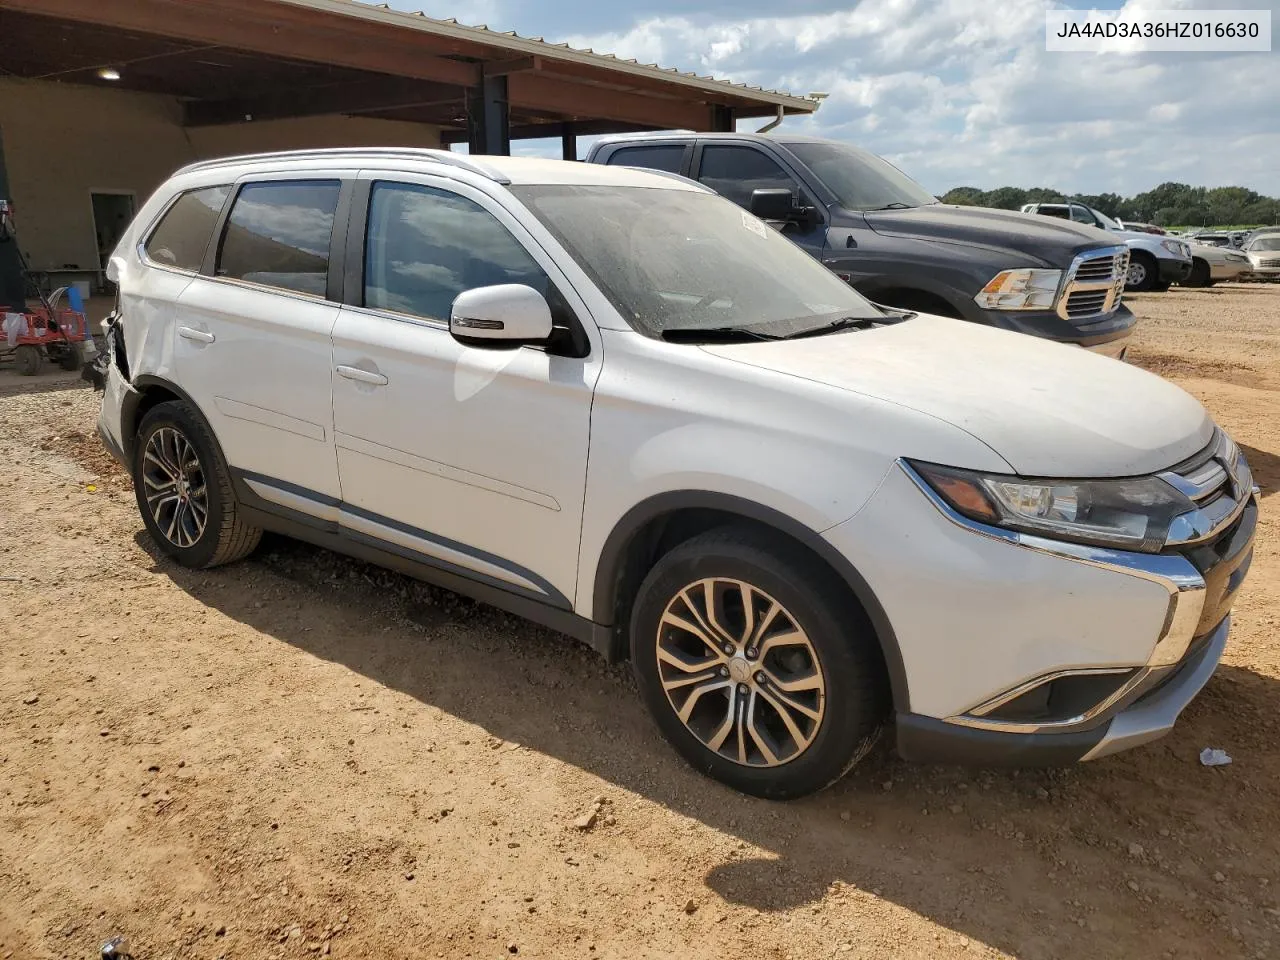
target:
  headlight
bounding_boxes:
[974,269,1062,310]
[1160,240,1189,258]
[910,461,1195,553]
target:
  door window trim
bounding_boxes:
[598,141,693,177]
[198,173,354,305]
[342,170,597,357]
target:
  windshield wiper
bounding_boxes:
[660,326,782,343]
[867,202,914,211]
[779,315,890,340]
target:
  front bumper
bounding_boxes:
[1159,257,1193,284]
[825,455,1256,768]
[1210,260,1253,282]
[973,302,1136,350]
[897,615,1230,765]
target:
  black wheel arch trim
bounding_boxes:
[593,490,910,710]
[122,375,214,461]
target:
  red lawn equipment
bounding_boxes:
[0,198,89,376]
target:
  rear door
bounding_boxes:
[173,174,350,504]
[690,141,827,260]
[593,141,692,176]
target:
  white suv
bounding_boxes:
[96,149,1256,799]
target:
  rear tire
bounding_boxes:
[56,342,83,371]
[629,526,888,800]
[14,344,41,376]
[132,400,261,569]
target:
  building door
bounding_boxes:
[91,192,136,271]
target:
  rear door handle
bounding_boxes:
[177,326,215,344]
[336,364,389,386]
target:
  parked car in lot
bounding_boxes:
[95,149,1255,798]
[1190,232,1233,248]
[587,134,1135,358]
[1020,202,1192,292]
[1246,235,1280,280]
[1181,239,1254,287]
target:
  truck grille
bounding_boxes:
[1055,247,1128,324]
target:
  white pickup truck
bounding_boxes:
[1021,202,1192,292]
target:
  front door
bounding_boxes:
[693,142,828,260]
[330,174,599,609]
[174,176,348,503]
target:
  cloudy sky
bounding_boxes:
[384,0,1279,197]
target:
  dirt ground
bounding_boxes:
[4,286,1280,960]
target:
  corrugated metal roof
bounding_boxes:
[271,0,818,113]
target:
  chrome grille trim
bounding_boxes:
[1055,245,1128,323]
[1161,430,1255,546]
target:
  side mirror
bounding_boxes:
[749,188,818,228]
[749,188,795,221]
[449,284,553,347]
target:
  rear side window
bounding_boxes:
[1035,206,1071,221]
[697,145,800,209]
[144,186,230,271]
[216,180,341,297]
[605,144,686,174]
[363,181,549,322]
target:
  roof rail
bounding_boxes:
[176,148,512,184]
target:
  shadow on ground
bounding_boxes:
[1243,443,1280,497]
[139,531,1280,960]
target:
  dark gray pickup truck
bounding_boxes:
[587,133,1135,357]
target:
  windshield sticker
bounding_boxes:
[741,211,769,240]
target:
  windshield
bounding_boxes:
[512,185,883,338]
[1251,237,1280,251]
[782,141,938,211]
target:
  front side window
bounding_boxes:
[514,184,882,339]
[1036,206,1072,221]
[363,181,549,322]
[606,144,687,174]
[697,145,800,209]
[216,180,340,297]
[144,186,230,271]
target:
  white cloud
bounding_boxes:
[553,0,1280,195]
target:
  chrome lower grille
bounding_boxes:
[1055,246,1128,324]
[1259,258,1280,268]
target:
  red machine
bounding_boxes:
[1,198,89,376]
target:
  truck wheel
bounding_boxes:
[132,400,262,569]
[1182,259,1211,288]
[56,342,83,371]
[1125,253,1158,292]
[14,344,42,376]
[629,527,888,800]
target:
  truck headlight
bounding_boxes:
[973,269,1062,310]
[1161,240,1189,258]
[910,461,1195,553]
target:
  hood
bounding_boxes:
[701,315,1213,478]
[861,204,1115,266]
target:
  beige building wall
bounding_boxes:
[0,78,442,275]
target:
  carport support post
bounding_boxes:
[0,127,26,309]
[561,126,578,162]
[467,75,511,156]
[710,104,735,132]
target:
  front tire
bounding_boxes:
[132,400,261,568]
[1183,258,1211,288]
[1126,252,1158,292]
[630,527,888,799]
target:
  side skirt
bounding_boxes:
[229,473,614,659]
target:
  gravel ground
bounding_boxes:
[3,285,1280,960]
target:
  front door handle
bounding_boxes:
[177,326,215,344]
[336,364,389,386]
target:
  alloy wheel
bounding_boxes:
[142,426,208,548]
[655,578,827,767]
[1127,261,1147,287]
